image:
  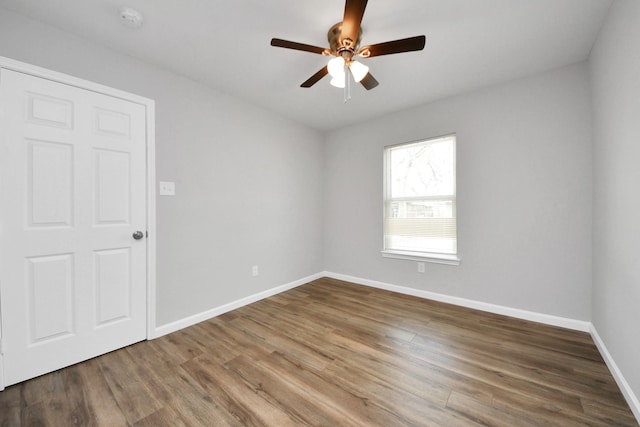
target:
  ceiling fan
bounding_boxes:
[270,0,426,91]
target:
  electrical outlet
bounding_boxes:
[417,262,425,273]
[252,265,259,277]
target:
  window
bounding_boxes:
[383,134,459,265]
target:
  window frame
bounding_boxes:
[382,134,460,266]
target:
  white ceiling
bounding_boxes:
[0,0,612,131]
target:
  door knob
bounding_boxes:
[132,230,144,240]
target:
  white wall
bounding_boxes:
[0,9,325,326]
[589,0,640,407]
[1,3,638,413]
[324,63,593,321]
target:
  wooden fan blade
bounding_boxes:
[301,66,329,88]
[358,35,426,58]
[341,0,368,48]
[271,38,326,55]
[360,72,379,90]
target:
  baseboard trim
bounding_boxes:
[322,271,591,332]
[322,273,640,421]
[590,324,640,422]
[149,271,639,422]
[151,272,324,338]
[153,270,590,336]
[149,270,639,423]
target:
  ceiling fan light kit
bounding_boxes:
[328,56,346,78]
[330,73,346,89]
[349,60,370,82]
[270,0,426,99]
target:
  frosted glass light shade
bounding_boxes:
[330,74,345,88]
[349,60,369,82]
[328,57,345,77]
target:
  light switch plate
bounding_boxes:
[159,181,175,196]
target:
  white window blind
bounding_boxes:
[383,135,457,261]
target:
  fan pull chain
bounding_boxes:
[344,63,352,103]
[343,62,348,103]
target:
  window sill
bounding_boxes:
[381,250,461,266]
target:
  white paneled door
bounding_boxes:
[0,68,148,386]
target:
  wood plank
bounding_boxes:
[224,354,342,426]
[180,354,300,426]
[0,383,21,426]
[0,277,636,426]
[133,406,191,427]
[74,358,128,426]
[324,359,479,426]
[97,347,165,424]
[255,351,410,427]
[125,338,240,426]
[228,315,334,371]
[446,391,540,427]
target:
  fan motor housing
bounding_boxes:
[328,22,362,54]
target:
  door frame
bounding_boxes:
[0,56,157,391]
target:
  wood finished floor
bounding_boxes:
[0,277,637,426]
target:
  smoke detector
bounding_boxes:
[119,7,144,29]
